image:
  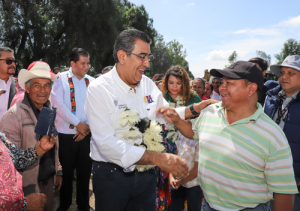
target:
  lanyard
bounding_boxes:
[275,97,295,125]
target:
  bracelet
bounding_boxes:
[189,104,199,116]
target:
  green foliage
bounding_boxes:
[151,36,193,78]
[256,50,271,66]
[275,39,300,64]
[223,50,238,69]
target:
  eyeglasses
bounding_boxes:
[0,59,19,65]
[125,51,154,62]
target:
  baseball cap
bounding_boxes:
[270,55,300,78]
[210,61,264,92]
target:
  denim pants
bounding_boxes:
[201,199,270,211]
[92,161,156,211]
[170,185,203,211]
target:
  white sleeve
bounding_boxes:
[84,84,145,170]
[51,75,80,126]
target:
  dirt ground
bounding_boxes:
[54,176,95,210]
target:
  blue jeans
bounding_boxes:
[92,161,156,211]
[294,177,300,211]
[170,186,203,211]
[201,199,270,211]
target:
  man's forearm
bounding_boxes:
[173,119,194,139]
[136,150,157,165]
[273,193,294,211]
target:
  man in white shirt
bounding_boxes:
[85,29,212,211]
[0,47,17,120]
[211,77,222,101]
[51,48,94,211]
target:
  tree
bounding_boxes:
[224,50,238,69]
[256,50,271,67]
[275,39,300,64]
[228,50,238,64]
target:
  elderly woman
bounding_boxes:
[192,78,207,100]
[204,82,213,99]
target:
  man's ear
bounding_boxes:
[25,84,30,94]
[117,50,127,65]
[248,83,258,97]
[70,61,75,67]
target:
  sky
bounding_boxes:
[129,0,300,78]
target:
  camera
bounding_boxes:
[135,117,151,133]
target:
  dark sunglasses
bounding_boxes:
[0,59,19,65]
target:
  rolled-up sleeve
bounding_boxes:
[84,83,145,171]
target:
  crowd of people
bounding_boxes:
[0,28,299,211]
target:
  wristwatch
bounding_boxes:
[189,104,199,116]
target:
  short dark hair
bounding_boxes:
[0,47,14,57]
[248,57,268,71]
[212,77,222,83]
[113,29,152,63]
[193,77,206,87]
[102,65,113,73]
[69,48,89,63]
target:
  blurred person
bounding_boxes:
[160,61,297,211]
[210,77,222,100]
[0,61,62,211]
[102,65,113,74]
[204,82,213,99]
[53,67,61,74]
[264,55,300,211]
[0,47,18,120]
[157,65,201,210]
[248,57,269,106]
[156,79,163,90]
[192,78,207,100]
[0,132,56,210]
[51,48,94,211]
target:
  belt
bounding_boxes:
[96,161,124,171]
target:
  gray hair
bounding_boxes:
[212,77,222,83]
[102,66,113,73]
[0,47,14,57]
[193,77,206,86]
[113,29,152,63]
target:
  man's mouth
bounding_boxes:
[221,94,228,97]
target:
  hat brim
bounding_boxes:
[210,68,241,79]
[18,69,58,90]
[270,64,300,78]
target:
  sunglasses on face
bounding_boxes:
[0,59,19,65]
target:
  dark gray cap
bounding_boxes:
[210,61,264,92]
[270,55,300,77]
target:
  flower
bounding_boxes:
[118,109,140,127]
[169,102,176,108]
[124,127,142,139]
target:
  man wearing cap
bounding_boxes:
[264,55,300,211]
[0,47,18,120]
[158,61,297,211]
[0,61,62,211]
[51,48,94,211]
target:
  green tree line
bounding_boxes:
[0,0,192,77]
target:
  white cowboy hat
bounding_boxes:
[18,61,58,90]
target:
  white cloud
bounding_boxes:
[207,49,248,61]
[279,15,300,27]
[233,28,281,36]
[186,2,195,6]
[178,37,184,40]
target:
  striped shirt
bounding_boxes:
[193,102,297,211]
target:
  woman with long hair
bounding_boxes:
[192,78,207,100]
[156,65,201,211]
[203,82,213,99]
